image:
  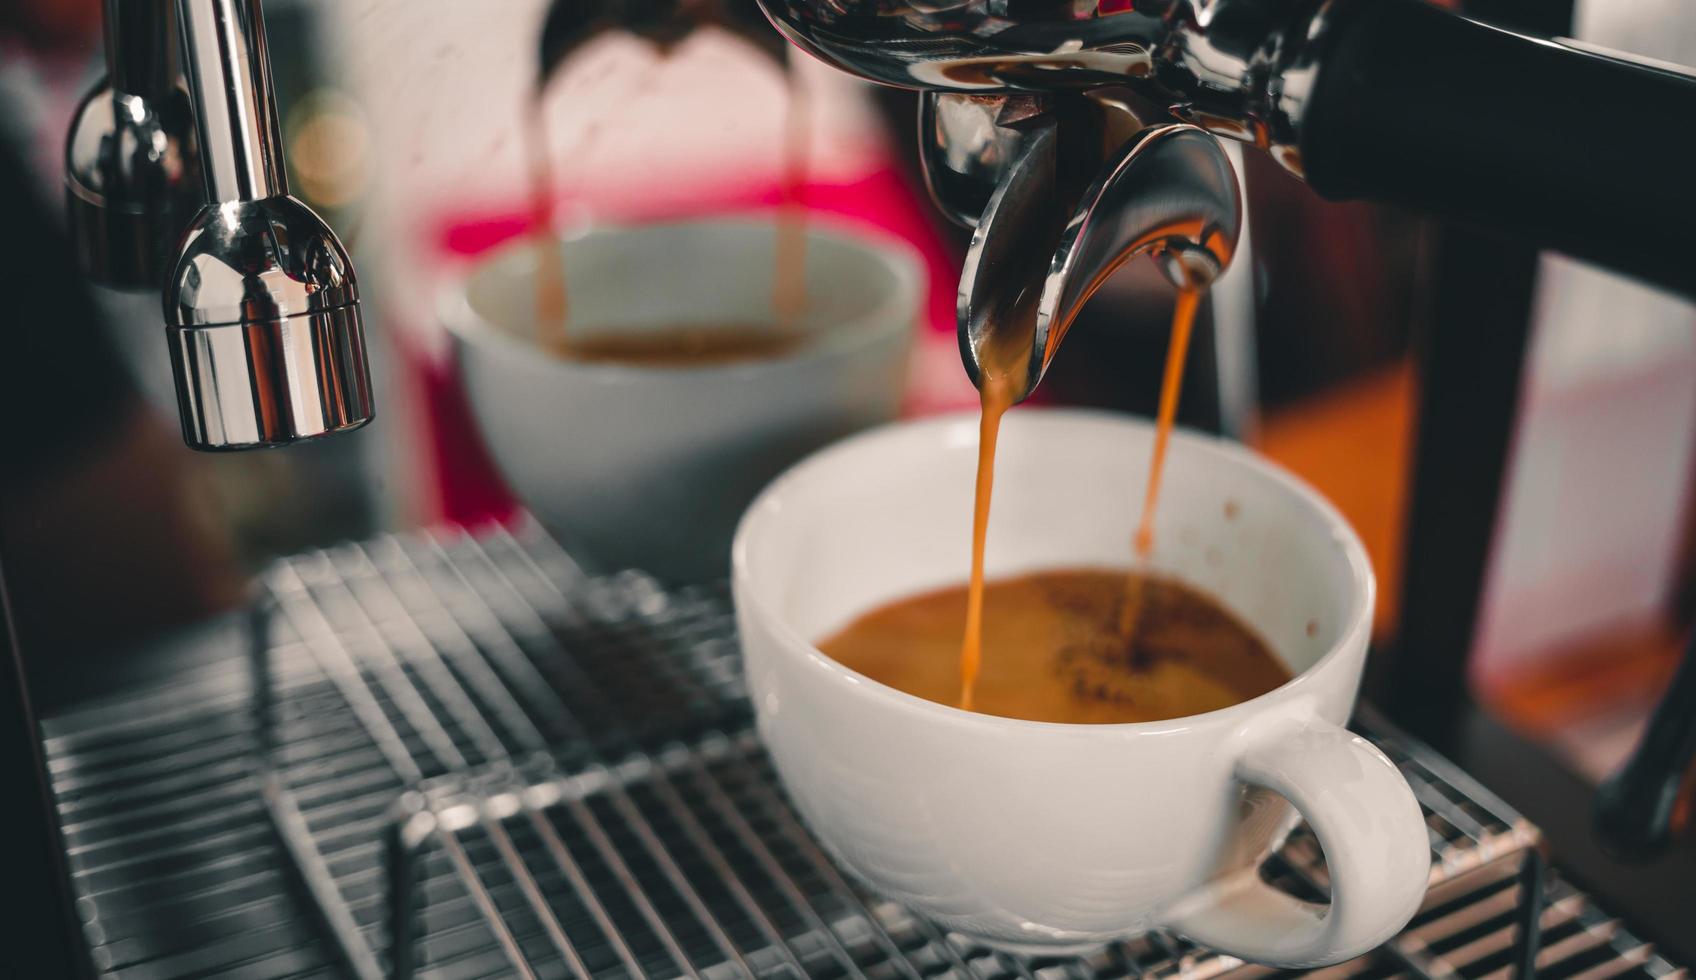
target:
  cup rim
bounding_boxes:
[731,407,1377,735]
[437,214,925,381]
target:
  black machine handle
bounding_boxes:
[1594,634,1696,861]
[1301,0,1696,297]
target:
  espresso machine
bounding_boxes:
[4,0,1696,975]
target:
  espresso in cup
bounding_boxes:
[820,568,1288,724]
[561,324,805,367]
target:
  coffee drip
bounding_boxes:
[528,0,811,359]
[953,124,1241,710]
[959,281,1207,709]
[770,83,811,327]
[825,568,1288,725]
[526,103,571,353]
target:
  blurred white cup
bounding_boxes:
[441,217,923,581]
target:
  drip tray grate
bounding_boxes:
[379,728,1670,980]
[42,519,1691,980]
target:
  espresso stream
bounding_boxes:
[527,100,571,355]
[955,288,1205,711]
[770,82,811,328]
[527,73,812,362]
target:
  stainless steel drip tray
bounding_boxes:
[44,519,1692,980]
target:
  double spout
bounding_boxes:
[939,93,1241,402]
[756,0,1278,401]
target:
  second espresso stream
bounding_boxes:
[526,70,812,362]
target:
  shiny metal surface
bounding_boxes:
[167,197,372,449]
[759,0,1277,401]
[169,302,371,450]
[167,197,357,325]
[63,0,373,450]
[63,0,201,287]
[960,123,1241,400]
[756,0,1335,160]
[1263,0,1346,175]
[178,0,287,203]
[919,92,1052,228]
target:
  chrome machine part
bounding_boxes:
[64,0,374,450]
[959,122,1242,402]
[918,92,1054,229]
[165,0,374,450]
[165,197,371,450]
[757,0,1341,166]
[760,0,1287,397]
[64,0,202,288]
[759,0,1696,387]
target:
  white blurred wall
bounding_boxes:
[1472,0,1696,676]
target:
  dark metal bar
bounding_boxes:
[1510,847,1547,980]
[385,793,429,980]
[1377,222,1539,748]
[546,790,712,969]
[715,738,925,980]
[249,596,275,759]
[314,546,513,767]
[284,554,469,773]
[520,802,679,977]
[266,570,429,783]
[254,576,395,980]
[386,538,757,976]
[1375,0,1574,750]
[0,554,94,979]
[1594,631,1696,861]
[261,771,386,980]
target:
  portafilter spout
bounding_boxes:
[956,111,1241,403]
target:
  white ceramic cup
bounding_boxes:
[442,217,923,582]
[732,408,1431,967]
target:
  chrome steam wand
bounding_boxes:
[66,0,374,451]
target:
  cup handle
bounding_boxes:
[1162,719,1431,968]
